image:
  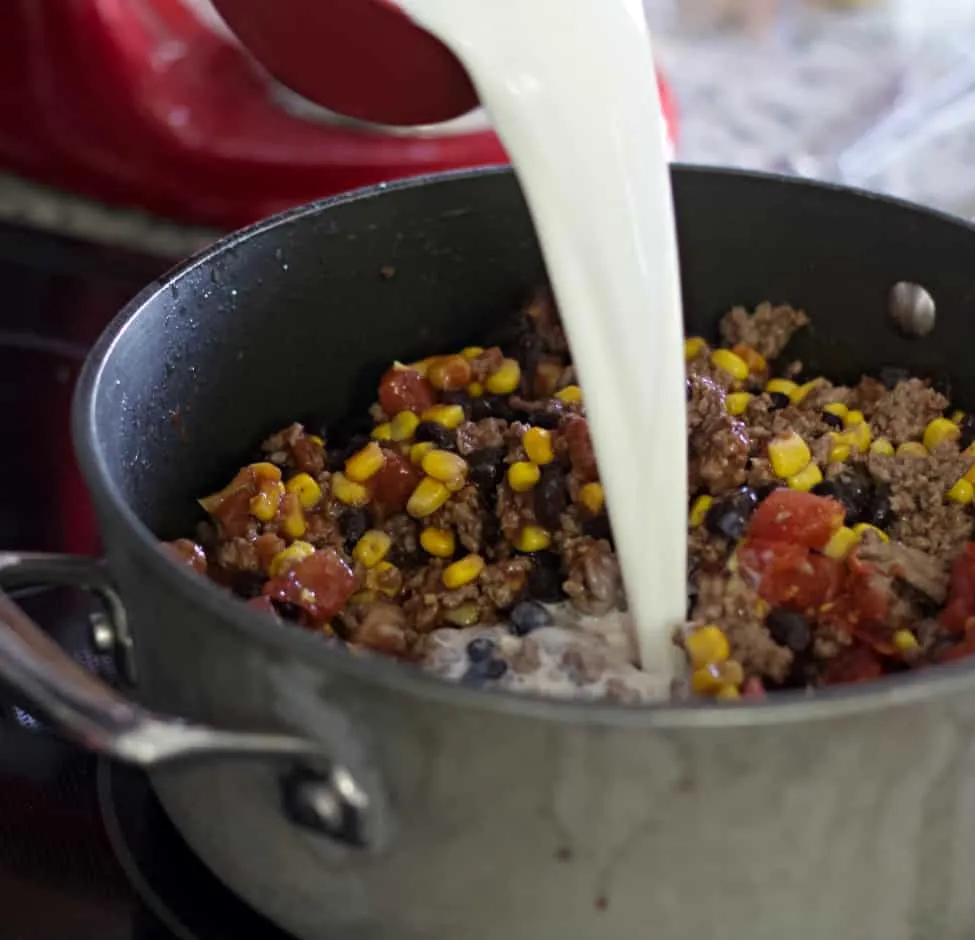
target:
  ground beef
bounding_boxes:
[866,379,949,444]
[562,536,621,616]
[686,374,749,494]
[719,302,809,360]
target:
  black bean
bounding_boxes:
[878,366,910,390]
[812,466,872,525]
[467,637,497,662]
[754,482,782,503]
[510,600,552,635]
[463,656,508,684]
[864,484,895,530]
[467,447,506,499]
[958,414,975,451]
[414,421,456,450]
[933,376,953,401]
[339,508,370,552]
[582,514,614,545]
[232,570,267,599]
[327,433,371,473]
[439,390,472,416]
[704,486,759,541]
[527,410,561,430]
[766,608,811,653]
[821,411,844,430]
[526,551,565,602]
[271,600,302,621]
[768,391,790,410]
[685,379,692,402]
[534,464,568,529]
[471,395,516,422]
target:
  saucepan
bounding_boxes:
[3,167,975,940]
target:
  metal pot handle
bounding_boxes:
[0,550,379,849]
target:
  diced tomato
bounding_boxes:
[817,558,894,651]
[263,548,357,624]
[378,367,435,416]
[742,677,766,699]
[940,542,975,634]
[427,355,473,391]
[162,539,208,575]
[746,489,845,550]
[822,645,884,685]
[563,415,599,482]
[370,450,423,512]
[738,539,845,611]
[254,532,286,572]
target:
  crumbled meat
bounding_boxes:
[562,536,621,615]
[856,539,949,603]
[687,374,749,494]
[456,418,508,455]
[719,302,809,359]
[866,379,948,444]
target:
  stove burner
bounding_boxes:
[97,760,295,940]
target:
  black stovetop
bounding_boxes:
[0,224,294,940]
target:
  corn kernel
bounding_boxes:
[421,449,468,488]
[285,472,322,510]
[523,427,555,465]
[684,337,706,360]
[308,434,325,447]
[445,603,481,627]
[787,462,823,492]
[842,410,864,427]
[790,379,826,405]
[281,495,306,539]
[410,441,435,465]
[726,392,752,416]
[893,629,920,653]
[484,358,522,395]
[896,441,928,459]
[513,525,552,553]
[427,355,472,391]
[715,685,741,701]
[579,481,605,515]
[689,494,713,528]
[870,438,895,456]
[768,431,812,479]
[390,410,421,442]
[467,381,484,398]
[420,404,466,430]
[461,345,484,359]
[555,385,583,404]
[420,527,456,558]
[923,417,961,451]
[828,441,852,464]
[365,561,402,598]
[345,441,386,483]
[853,522,890,543]
[249,480,284,522]
[407,477,450,518]
[249,461,283,482]
[331,471,370,508]
[353,530,392,568]
[952,410,966,425]
[731,343,767,374]
[948,478,975,505]
[685,625,730,668]
[838,421,871,453]
[710,348,749,382]
[268,540,316,578]
[766,378,798,397]
[823,526,860,561]
[823,402,849,419]
[442,554,485,589]
[371,423,393,441]
[508,461,541,492]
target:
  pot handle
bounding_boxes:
[0,550,380,848]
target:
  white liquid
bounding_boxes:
[397,0,688,686]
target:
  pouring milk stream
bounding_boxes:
[397,0,688,687]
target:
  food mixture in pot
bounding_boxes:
[164,292,975,703]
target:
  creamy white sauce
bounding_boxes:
[397,0,688,688]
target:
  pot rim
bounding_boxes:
[73,164,975,730]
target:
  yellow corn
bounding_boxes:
[685,625,730,668]
[248,462,281,482]
[842,409,865,427]
[731,343,767,374]
[715,685,741,701]
[923,417,961,451]
[421,449,468,489]
[407,477,451,518]
[420,404,466,430]
[410,441,435,465]
[420,527,456,558]
[690,665,724,695]
[445,603,481,627]
[442,554,485,589]
[965,462,975,485]
[823,402,849,419]
[896,441,928,459]
[523,427,555,465]
[952,410,966,425]
[948,478,975,505]
[371,423,393,441]
[513,525,552,553]
[790,379,826,405]
[353,530,392,568]
[461,346,484,359]
[427,355,472,391]
[684,337,706,360]
[766,378,798,398]
[689,494,713,527]
[828,440,852,464]
[853,522,890,543]
[484,358,522,395]
[345,441,386,483]
[390,410,421,442]
[870,438,894,456]
[710,348,749,382]
[365,561,402,598]
[268,540,316,578]
[281,497,306,539]
[893,629,920,653]
[555,385,583,404]
[249,480,284,522]
[579,481,605,515]
[726,392,752,416]
[467,381,484,398]
[787,462,823,492]
[308,434,325,447]
[508,461,541,492]
[768,431,812,479]
[331,471,370,508]
[837,421,871,453]
[823,526,859,561]
[285,472,322,510]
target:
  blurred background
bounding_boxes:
[3,0,975,257]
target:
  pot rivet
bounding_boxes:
[90,611,116,652]
[889,282,935,337]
